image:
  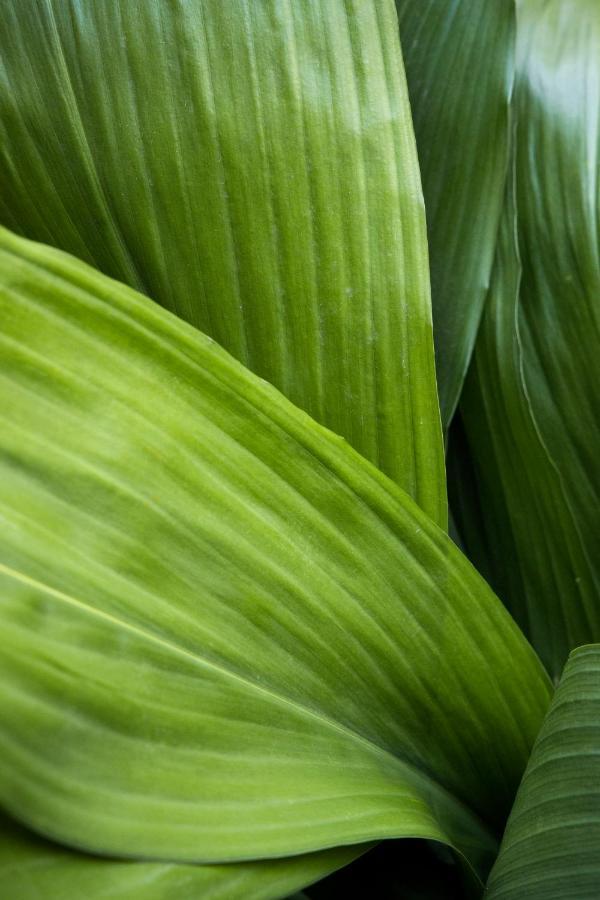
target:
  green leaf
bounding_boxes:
[486,645,600,900]
[0,229,550,878]
[395,0,515,426]
[0,0,445,524]
[451,170,560,664]
[453,0,600,678]
[0,813,361,900]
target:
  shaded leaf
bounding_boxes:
[486,645,600,899]
[454,0,600,678]
[396,0,515,426]
[0,230,550,878]
[0,0,445,523]
[305,838,473,899]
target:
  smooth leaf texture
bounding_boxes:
[453,0,600,678]
[0,814,361,900]
[450,171,576,675]
[486,645,600,899]
[395,0,514,426]
[0,0,446,524]
[0,230,551,879]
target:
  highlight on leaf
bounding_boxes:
[0,0,598,897]
[0,228,549,884]
[0,0,446,525]
[452,0,600,680]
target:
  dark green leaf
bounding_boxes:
[454,0,600,677]
[486,645,600,900]
[396,0,515,426]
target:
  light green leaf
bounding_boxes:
[0,230,551,878]
[0,0,445,524]
[486,645,600,900]
[0,813,361,900]
[453,0,600,678]
[395,0,515,426]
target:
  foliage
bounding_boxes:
[0,1,598,897]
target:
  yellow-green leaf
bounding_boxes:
[0,229,550,880]
[0,0,445,524]
[0,813,362,900]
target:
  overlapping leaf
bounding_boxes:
[0,813,363,900]
[395,0,514,426]
[0,0,445,523]
[486,645,600,899]
[0,230,550,880]
[453,0,600,678]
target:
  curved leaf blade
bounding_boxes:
[0,0,445,523]
[486,645,600,899]
[0,230,550,876]
[454,0,600,677]
[0,813,361,900]
[395,0,515,426]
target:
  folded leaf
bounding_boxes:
[486,645,600,899]
[0,0,445,523]
[453,0,600,678]
[451,170,572,670]
[395,0,514,426]
[0,230,550,878]
[0,813,360,900]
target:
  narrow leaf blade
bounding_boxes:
[454,0,600,677]
[486,645,600,900]
[396,0,515,425]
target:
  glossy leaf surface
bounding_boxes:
[486,645,600,899]
[455,0,600,677]
[0,230,550,878]
[396,0,514,425]
[0,0,445,523]
[0,813,360,900]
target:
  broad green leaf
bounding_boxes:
[453,0,600,678]
[0,813,361,900]
[0,0,445,525]
[395,0,515,426]
[486,645,600,899]
[0,230,551,879]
